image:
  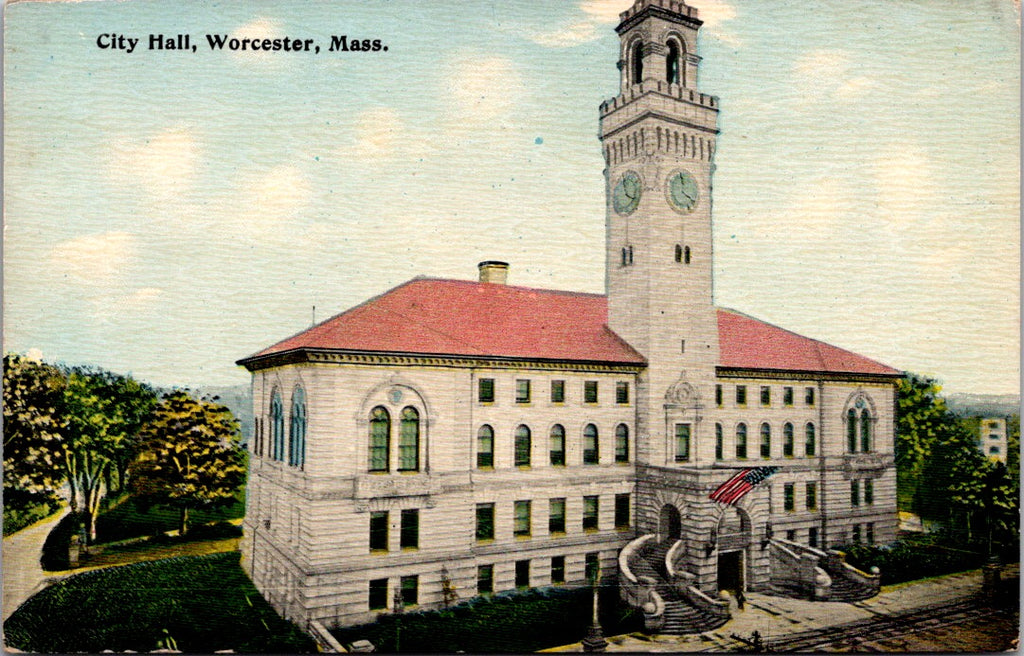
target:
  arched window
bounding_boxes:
[760,422,772,459]
[715,423,723,460]
[846,408,858,453]
[368,406,390,472]
[675,244,683,262]
[477,425,494,469]
[398,407,420,472]
[684,246,691,264]
[289,387,307,468]
[783,422,794,458]
[666,40,680,84]
[736,423,748,459]
[550,424,566,466]
[615,424,629,463]
[270,390,284,462]
[860,409,872,452]
[515,425,532,467]
[583,424,599,465]
[805,422,816,456]
[631,41,643,83]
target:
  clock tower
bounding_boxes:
[601,0,721,467]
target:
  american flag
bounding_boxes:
[709,466,779,505]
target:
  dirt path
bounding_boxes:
[2,507,69,621]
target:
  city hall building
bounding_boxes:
[238,0,901,634]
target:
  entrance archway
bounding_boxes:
[715,506,751,593]
[658,504,682,542]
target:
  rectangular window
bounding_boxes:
[736,385,747,406]
[370,511,388,552]
[584,381,599,404]
[850,480,860,507]
[615,493,630,529]
[477,565,494,595]
[866,522,875,545]
[615,426,629,463]
[400,509,419,550]
[786,529,796,542]
[783,386,794,406]
[478,378,495,403]
[809,527,819,547]
[369,578,388,610]
[784,483,795,512]
[675,423,691,462]
[516,379,531,404]
[864,479,874,505]
[551,556,566,584]
[515,428,531,467]
[583,495,599,531]
[514,500,531,537]
[715,424,724,461]
[585,552,600,584]
[475,503,494,541]
[401,575,418,606]
[616,382,630,404]
[760,385,771,406]
[852,524,862,544]
[715,384,723,407]
[806,482,817,511]
[515,560,530,589]
[551,380,565,403]
[805,387,815,406]
[549,498,566,534]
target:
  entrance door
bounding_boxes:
[658,504,681,542]
[717,550,743,593]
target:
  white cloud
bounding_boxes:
[229,165,313,237]
[446,56,525,122]
[110,128,199,200]
[579,0,633,24]
[531,20,598,48]
[793,49,851,80]
[24,348,44,362]
[352,107,405,161]
[49,231,137,285]
[687,0,737,31]
[792,50,879,101]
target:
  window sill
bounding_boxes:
[515,534,532,541]
[550,401,565,406]
[516,465,532,470]
[398,470,420,475]
[584,527,599,534]
[477,466,494,472]
[550,462,566,468]
[476,538,494,545]
[401,546,419,552]
[516,402,532,406]
[550,531,566,538]
[616,525,631,532]
[615,460,630,466]
[478,401,495,406]
[370,549,389,555]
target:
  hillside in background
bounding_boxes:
[188,384,253,444]
[946,393,1021,418]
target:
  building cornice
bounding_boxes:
[716,366,902,385]
[238,347,647,374]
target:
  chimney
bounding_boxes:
[478,260,509,284]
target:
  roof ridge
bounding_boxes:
[414,276,606,299]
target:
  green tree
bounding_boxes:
[129,391,246,536]
[895,374,955,511]
[3,354,67,497]
[62,367,158,542]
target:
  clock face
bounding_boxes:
[668,170,699,212]
[612,171,642,215]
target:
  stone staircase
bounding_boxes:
[825,568,876,602]
[767,538,878,602]
[629,540,730,635]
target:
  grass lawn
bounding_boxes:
[95,491,246,544]
[330,583,642,653]
[4,552,316,653]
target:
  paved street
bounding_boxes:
[546,565,1019,652]
[2,508,68,622]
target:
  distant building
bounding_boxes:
[236,0,901,634]
[977,417,1008,462]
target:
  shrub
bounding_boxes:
[40,511,84,571]
[5,552,316,653]
[3,491,61,536]
[842,540,987,585]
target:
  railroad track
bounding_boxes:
[765,597,1017,652]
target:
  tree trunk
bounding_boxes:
[179,506,189,536]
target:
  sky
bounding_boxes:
[3,0,1020,395]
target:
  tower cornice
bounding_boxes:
[616,0,703,35]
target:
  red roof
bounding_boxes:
[244,278,900,376]
[717,308,901,376]
[249,278,646,365]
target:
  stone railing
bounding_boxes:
[601,80,718,113]
[665,539,686,578]
[664,540,730,622]
[769,538,830,600]
[682,584,731,623]
[826,550,881,593]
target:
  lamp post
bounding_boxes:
[581,577,607,653]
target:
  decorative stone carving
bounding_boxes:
[664,370,701,407]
